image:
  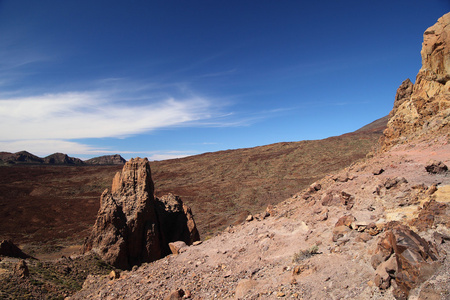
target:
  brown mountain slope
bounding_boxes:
[151,128,383,237]
[0,122,383,252]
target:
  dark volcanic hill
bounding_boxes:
[44,153,85,165]
[0,152,126,166]
[85,154,126,165]
[0,151,44,165]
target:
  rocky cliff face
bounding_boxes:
[82,158,199,270]
[383,12,450,149]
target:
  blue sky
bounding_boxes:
[0,1,449,160]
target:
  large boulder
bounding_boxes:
[371,223,439,300]
[82,158,200,270]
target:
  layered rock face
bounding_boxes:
[82,158,199,270]
[383,13,450,148]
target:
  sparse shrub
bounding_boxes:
[292,245,319,263]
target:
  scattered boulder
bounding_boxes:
[425,160,448,174]
[371,223,439,299]
[109,270,120,280]
[13,260,29,278]
[340,191,354,210]
[308,182,322,192]
[372,168,385,175]
[384,177,408,189]
[321,192,341,207]
[335,215,356,228]
[332,226,352,243]
[265,205,275,216]
[82,158,200,270]
[333,173,351,183]
[169,241,187,255]
[315,208,328,221]
[409,200,449,231]
[164,289,185,300]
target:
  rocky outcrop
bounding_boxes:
[389,79,414,118]
[13,260,29,278]
[82,158,199,270]
[85,154,126,165]
[371,223,439,300]
[383,13,450,149]
[156,193,200,253]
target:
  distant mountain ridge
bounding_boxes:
[0,151,125,165]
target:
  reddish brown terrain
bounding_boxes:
[0,126,382,256]
[1,11,449,300]
[0,165,123,254]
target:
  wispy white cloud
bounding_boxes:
[0,88,221,157]
[0,139,102,157]
[0,91,213,141]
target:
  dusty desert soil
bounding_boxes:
[70,136,450,299]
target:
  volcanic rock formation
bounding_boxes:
[383,13,450,149]
[82,158,199,270]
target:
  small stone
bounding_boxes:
[427,184,438,195]
[276,291,285,297]
[169,241,187,255]
[373,168,384,175]
[192,241,202,246]
[425,160,448,174]
[246,215,254,222]
[335,215,356,227]
[108,270,120,280]
[164,289,185,300]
